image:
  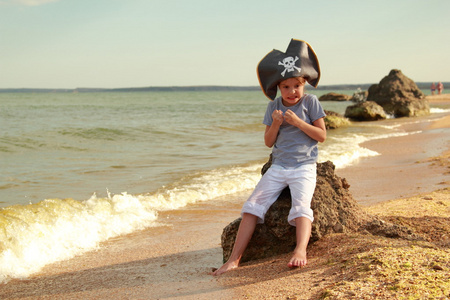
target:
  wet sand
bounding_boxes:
[1,95,449,299]
[337,115,450,206]
[336,95,449,205]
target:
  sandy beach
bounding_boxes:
[1,95,449,299]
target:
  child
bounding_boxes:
[212,39,326,276]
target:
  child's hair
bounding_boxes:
[279,76,307,86]
[294,77,307,85]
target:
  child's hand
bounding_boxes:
[272,110,284,125]
[284,109,302,126]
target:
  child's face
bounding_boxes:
[279,78,305,107]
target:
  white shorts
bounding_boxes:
[241,163,316,226]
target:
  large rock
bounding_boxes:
[221,160,372,263]
[344,101,387,121]
[319,92,352,101]
[220,159,424,263]
[367,69,429,117]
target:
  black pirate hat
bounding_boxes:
[257,39,321,100]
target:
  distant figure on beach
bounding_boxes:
[431,82,436,95]
[437,82,444,95]
[212,39,326,276]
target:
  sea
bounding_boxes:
[0,88,447,283]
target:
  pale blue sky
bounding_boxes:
[1,0,448,89]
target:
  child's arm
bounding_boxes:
[284,110,327,143]
[264,109,283,147]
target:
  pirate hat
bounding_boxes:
[257,39,321,100]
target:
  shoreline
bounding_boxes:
[426,93,450,102]
[337,95,450,205]
[336,111,450,205]
[1,96,449,299]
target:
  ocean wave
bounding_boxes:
[0,164,262,283]
[430,107,450,114]
[319,134,380,168]
[319,130,421,169]
[58,127,130,141]
[0,136,43,152]
[0,194,158,284]
[0,134,86,153]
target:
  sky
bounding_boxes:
[0,0,449,89]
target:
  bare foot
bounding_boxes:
[211,261,239,276]
[287,249,307,268]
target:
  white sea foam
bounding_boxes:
[319,130,421,169]
[430,107,450,114]
[0,164,262,283]
[319,134,379,168]
[0,194,157,283]
[138,165,261,211]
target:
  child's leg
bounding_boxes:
[213,166,286,276]
[288,216,311,268]
[285,164,315,268]
[212,213,258,276]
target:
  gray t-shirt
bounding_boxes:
[263,94,326,167]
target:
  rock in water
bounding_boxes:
[344,101,387,121]
[324,110,351,129]
[367,69,429,117]
[319,92,352,101]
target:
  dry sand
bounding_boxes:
[1,95,449,299]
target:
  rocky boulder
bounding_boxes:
[344,101,387,121]
[221,160,370,263]
[220,159,424,263]
[319,92,352,101]
[367,69,429,117]
[324,110,350,129]
[350,89,368,103]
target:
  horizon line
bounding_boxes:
[0,81,444,93]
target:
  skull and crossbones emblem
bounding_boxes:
[278,56,301,77]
